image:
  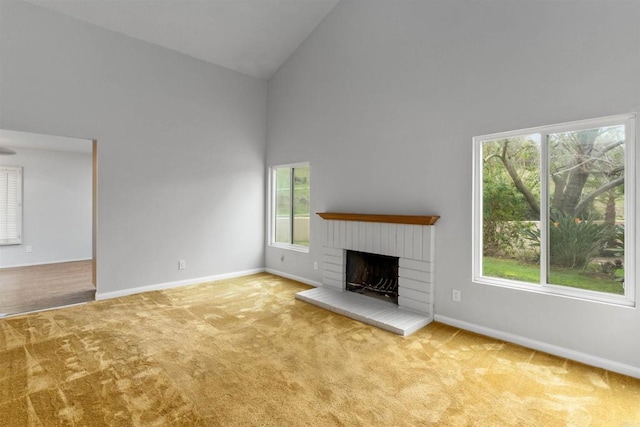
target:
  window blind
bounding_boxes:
[0,166,22,245]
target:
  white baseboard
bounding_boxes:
[434,314,640,379]
[265,268,322,288]
[0,258,92,269]
[95,268,265,300]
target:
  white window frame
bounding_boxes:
[0,165,23,245]
[268,162,310,252]
[472,113,636,307]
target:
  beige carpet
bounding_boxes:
[0,273,638,426]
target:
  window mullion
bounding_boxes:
[290,168,295,245]
[540,134,549,287]
[624,117,636,301]
[271,168,277,245]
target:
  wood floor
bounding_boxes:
[0,260,95,317]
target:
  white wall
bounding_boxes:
[0,0,267,293]
[0,147,92,267]
[266,0,640,375]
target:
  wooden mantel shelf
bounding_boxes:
[317,212,440,225]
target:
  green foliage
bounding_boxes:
[524,212,609,269]
[275,166,310,217]
[481,126,627,294]
[482,183,527,256]
[482,167,532,257]
[550,213,609,269]
[604,224,625,285]
[605,224,625,257]
[293,167,310,216]
[482,137,540,258]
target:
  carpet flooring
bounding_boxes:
[0,273,638,426]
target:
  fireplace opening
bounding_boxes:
[346,250,399,304]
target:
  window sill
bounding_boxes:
[269,242,310,253]
[473,275,635,308]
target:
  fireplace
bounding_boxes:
[315,212,438,317]
[296,212,439,336]
[346,250,399,304]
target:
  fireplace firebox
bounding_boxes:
[346,250,399,304]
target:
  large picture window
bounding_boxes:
[473,114,636,305]
[270,163,310,250]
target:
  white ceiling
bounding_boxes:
[24,0,339,79]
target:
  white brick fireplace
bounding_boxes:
[296,213,439,336]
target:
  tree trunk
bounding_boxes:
[551,173,566,212]
[555,129,597,216]
[604,189,617,248]
[558,167,589,215]
[500,141,540,216]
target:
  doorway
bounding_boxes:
[0,129,96,316]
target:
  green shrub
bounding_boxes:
[605,224,625,285]
[482,178,535,258]
[524,212,609,269]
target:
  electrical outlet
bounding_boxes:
[452,289,461,302]
[313,261,318,270]
[25,245,33,253]
[178,260,186,270]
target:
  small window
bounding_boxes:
[0,166,23,245]
[270,163,310,250]
[473,114,636,306]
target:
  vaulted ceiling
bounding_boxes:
[24,0,339,79]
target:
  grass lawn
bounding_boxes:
[483,257,624,295]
